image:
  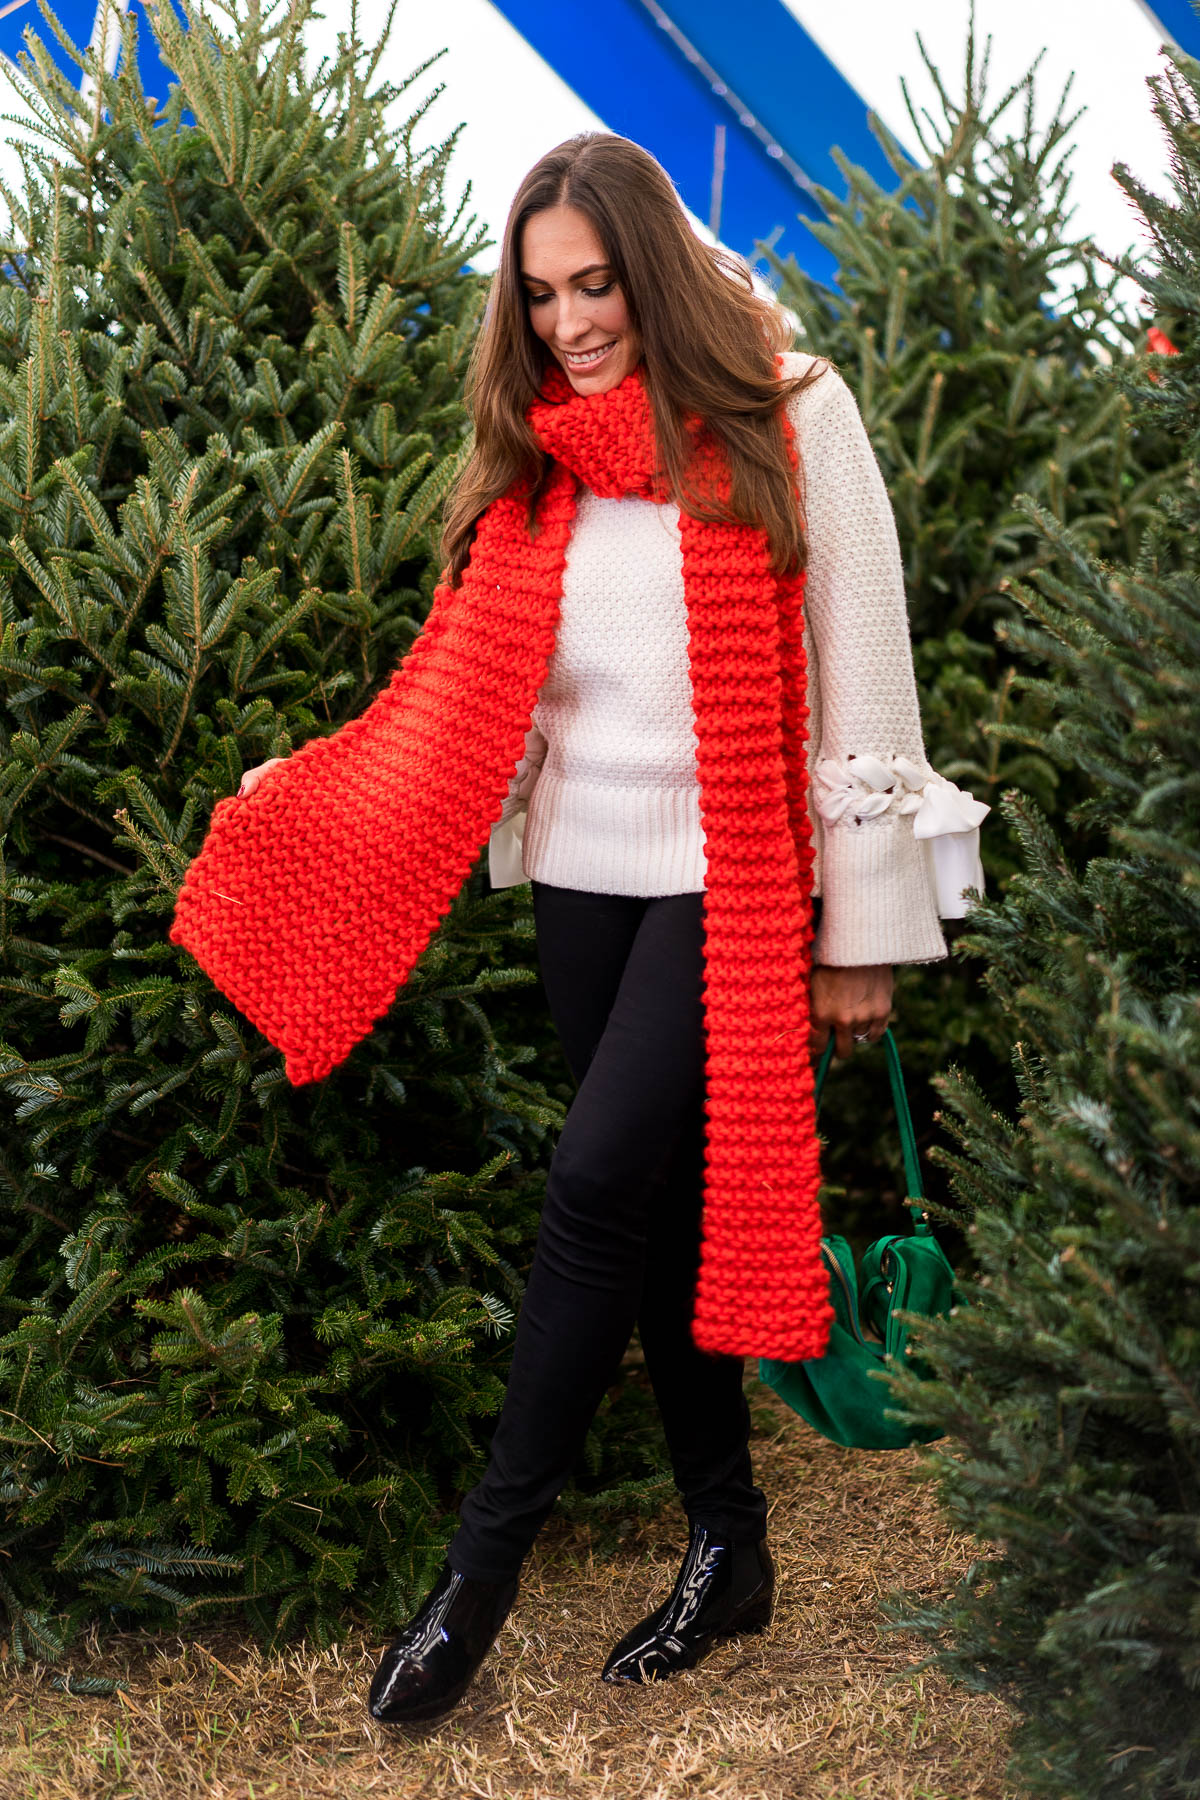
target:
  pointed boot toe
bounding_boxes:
[601,1524,774,1685]
[368,1560,519,1727]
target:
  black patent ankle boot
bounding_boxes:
[601,1521,774,1684]
[367,1559,520,1726]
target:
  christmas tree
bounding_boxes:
[0,0,663,1661]
[764,13,1176,1253]
[874,34,1200,1799]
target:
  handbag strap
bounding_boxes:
[813,1025,931,1234]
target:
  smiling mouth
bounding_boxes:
[563,340,617,368]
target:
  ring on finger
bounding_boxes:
[853,1030,872,1043]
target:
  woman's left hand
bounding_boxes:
[808,963,894,1059]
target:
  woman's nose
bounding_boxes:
[554,295,591,343]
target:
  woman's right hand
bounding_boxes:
[237,757,287,798]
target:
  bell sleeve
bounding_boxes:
[487,717,548,889]
[786,359,990,967]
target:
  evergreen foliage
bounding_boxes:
[764,18,1178,1250]
[771,17,1174,864]
[872,37,1200,1799]
[0,0,665,1660]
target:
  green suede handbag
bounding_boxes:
[758,1027,964,1450]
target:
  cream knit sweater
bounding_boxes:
[487,351,989,967]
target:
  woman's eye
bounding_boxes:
[525,282,616,305]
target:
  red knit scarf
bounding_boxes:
[170,358,832,1361]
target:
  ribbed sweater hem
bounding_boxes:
[521,769,707,896]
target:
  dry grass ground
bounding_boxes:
[0,1388,1019,1800]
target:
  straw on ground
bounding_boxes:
[0,1387,1018,1800]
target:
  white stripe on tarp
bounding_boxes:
[79,0,129,108]
[302,0,739,273]
[781,0,1175,314]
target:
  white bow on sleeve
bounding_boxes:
[813,752,991,918]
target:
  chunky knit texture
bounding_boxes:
[490,352,965,968]
[507,489,709,895]
[169,357,833,1361]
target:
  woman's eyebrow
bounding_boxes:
[519,263,612,285]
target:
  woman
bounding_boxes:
[226,133,984,1725]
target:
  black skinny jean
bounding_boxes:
[447,878,778,1585]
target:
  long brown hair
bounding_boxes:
[440,132,831,587]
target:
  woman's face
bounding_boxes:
[519,204,641,395]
